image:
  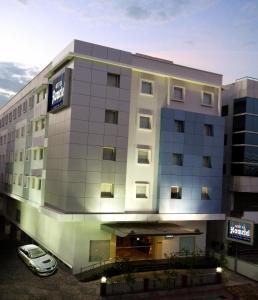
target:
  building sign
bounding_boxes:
[226,217,254,245]
[48,68,71,113]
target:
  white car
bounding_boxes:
[18,244,57,276]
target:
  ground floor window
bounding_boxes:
[89,240,110,262]
[179,236,195,253]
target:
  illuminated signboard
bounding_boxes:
[226,217,254,245]
[48,68,71,113]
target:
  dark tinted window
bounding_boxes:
[233,115,258,132]
[233,132,258,146]
[222,105,228,116]
[234,97,258,114]
[231,163,258,177]
[232,146,258,163]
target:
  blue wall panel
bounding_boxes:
[158,107,224,214]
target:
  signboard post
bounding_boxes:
[225,217,254,272]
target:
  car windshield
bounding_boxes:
[28,247,46,259]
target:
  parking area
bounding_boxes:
[0,238,100,300]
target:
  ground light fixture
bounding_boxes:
[100,276,107,297]
[216,267,223,284]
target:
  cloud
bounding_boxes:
[0,62,39,106]
[115,0,216,23]
[17,0,28,4]
[56,0,216,25]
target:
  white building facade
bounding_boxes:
[0,40,224,273]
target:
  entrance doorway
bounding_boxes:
[116,236,152,260]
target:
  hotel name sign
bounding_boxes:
[48,68,71,113]
[226,217,254,245]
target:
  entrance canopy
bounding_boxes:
[101,222,203,238]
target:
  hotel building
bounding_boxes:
[0,40,224,273]
[221,78,258,249]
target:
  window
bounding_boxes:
[137,149,150,164]
[103,147,116,161]
[224,134,227,145]
[43,89,47,100]
[18,105,22,117]
[173,153,183,166]
[171,186,182,199]
[105,110,118,124]
[100,183,114,198]
[14,151,17,162]
[19,151,23,162]
[136,182,149,198]
[201,187,210,200]
[39,149,44,160]
[21,126,25,137]
[173,86,184,101]
[13,108,17,119]
[26,149,30,161]
[13,174,16,184]
[16,209,21,223]
[179,236,195,253]
[18,174,22,186]
[41,118,45,130]
[107,73,120,88]
[29,95,34,109]
[31,177,35,189]
[16,129,20,139]
[204,124,213,136]
[222,105,228,116]
[11,130,15,141]
[175,120,184,133]
[203,156,212,168]
[89,240,110,262]
[141,80,153,95]
[38,179,42,190]
[36,93,40,103]
[139,115,151,130]
[223,163,226,175]
[35,120,39,131]
[9,112,12,122]
[24,176,29,188]
[33,149,37,160]
[23,101,27,113]
[202,92,213,106]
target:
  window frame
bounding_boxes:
[175,120,185,133]
[203,156,212,168]
[172,153,184,166]
[107,73,120,88]
[138,114,152,131]
[201,186,210,200]
[202,91,214,107]
[170,186,182,199]
[204,124,214,136]
[100,183,114,198]
[105,109,118,124]
[140,79,154,96]
[137,148,151,165]
[172,85,185,102]
[135,182,149,199]
[103,147,116,161]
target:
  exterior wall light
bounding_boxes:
[101,276,107,283]
[216,267,222,273]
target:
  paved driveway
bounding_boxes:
[0,239,100,300]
